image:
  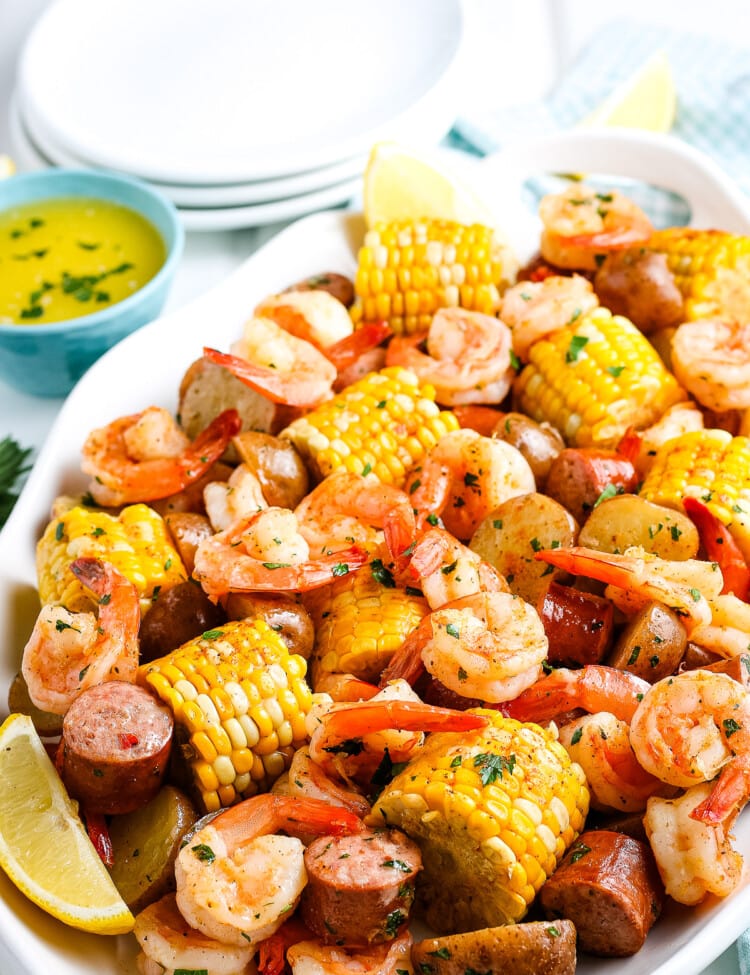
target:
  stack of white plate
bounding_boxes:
[10,0,465,231]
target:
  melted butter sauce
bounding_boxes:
[0,197,166,325]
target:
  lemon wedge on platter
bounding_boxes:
[0,712,134,935]
[363,141,496,229]
[580,51,677,132]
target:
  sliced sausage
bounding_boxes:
[539,829,663,956]
[411,920,576,975]
[538,581,614,666]
[682,652,750,688]
[139,580,226,664]
[224,592,315,659]
[300,827,421,947]
[545,449,637,525]
[60,681,173,814]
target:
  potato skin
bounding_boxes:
[232,430,309,509]
[578,494,699,560]
[108,785,198,914]
[470,493,577,605]
[164,511,214,574]
[284,271,355,308]
[224,592,315,659]
[411,920,576,975]
[139,580,226,663]
[593,250,684,334]
[606,602,687,682]
[492,412,564,490]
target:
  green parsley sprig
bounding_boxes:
[0,436,33,528]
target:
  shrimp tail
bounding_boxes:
[378,619,431,689]
[203,348,326,407]
[258,917,312,975]
[213,795,364,853]
[689,762,750,826]
[324,321,391,372]
[683,498,750,600]
[69,556,111,595]
[409,459,452,532]
[321,699,488,745]
[181,407,242,477]
[616,426,643,466]
[533,546,635,589]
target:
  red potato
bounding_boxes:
[284,271,355,308]
[593,249,684,334]
[138,580,227,664]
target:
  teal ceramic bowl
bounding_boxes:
[0,168,183,397]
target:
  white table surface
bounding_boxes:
[0,2,746,973]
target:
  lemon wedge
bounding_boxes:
[363,141,494,229]
[0,155,15,179]
[580,51,676,132]
[0,712,134,934]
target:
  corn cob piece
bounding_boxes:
[351,219,517,336]
[368,710,589,934]
[513,306,684,448]
[304,563,429,686]
[639,429,750,562]
[139,618,313,813]
[281,366,459,487]
[36,502,186,614]
[648,228,750,323]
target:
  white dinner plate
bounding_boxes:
[17,88,369,205]
[17,0,464,184]
[3,130,750,975]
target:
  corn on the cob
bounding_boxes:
[281,366,459,487]
[513,306,684,448]
[639,429,750,561]
[304,565,429,686]
[368,710,588,933]
[648,228,750,323]
[351,219,517,336]
[139,618,313,813]
[36,502,186,614]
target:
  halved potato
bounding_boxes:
[578,494,698,560]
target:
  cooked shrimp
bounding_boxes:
[204,315,336,408]
[257,916,314,975]
[621,402,704,478]
[671,319,750,412]
[558,712,663,812]
[387,591,547,704]
[21,557,140,715]
[286,745,371,819]
[539,184,653,272]
[401,526,508,610]
[425,428,535,540]
[534,545,722,631]
[499,275,599,360]
[204,463,268,532]
[306,678,487,786]
[294,471,415,556]
[502,664,650,725]
[287,931,413,975]
[385,307,514,406]
[134,893,255,975]
[174,794,362,948]
[193,507,369,600]
[81,406,240,506]
[683,497,750,599]
[630,669,750,825]
[314,672,381,703]
[644,783,743,906]
[690,592,750,658]
[255,289,354,348]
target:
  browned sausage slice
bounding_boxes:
[545,448,637,525]
[538,580,614,666]
[411,920,576,975]
[539,829,663,956]
[300,827,421,947]
[60,681,173,814]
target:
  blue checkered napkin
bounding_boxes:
[450,18,750,226]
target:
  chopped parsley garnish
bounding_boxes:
[191,844,216,863]
[473,752,516,785]
[565,334,589,363]
[371,558,396,588]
